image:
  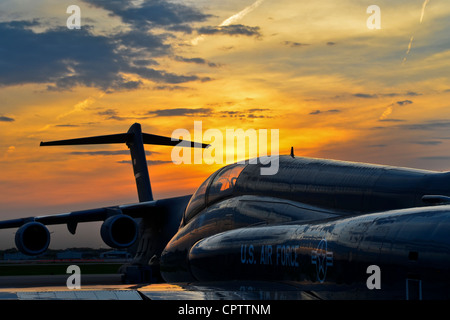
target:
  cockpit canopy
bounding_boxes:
[183,163,246,224]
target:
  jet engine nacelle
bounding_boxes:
[100,215,138,249]
[15,222,50,256]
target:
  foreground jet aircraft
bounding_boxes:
[0,123,449,300]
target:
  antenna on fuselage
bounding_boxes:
[290,146,295,158]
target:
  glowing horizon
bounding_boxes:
[1,0,450,248]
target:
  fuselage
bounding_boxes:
[159,155,450,299]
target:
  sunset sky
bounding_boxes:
[1,0,450,248]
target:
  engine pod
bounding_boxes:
[15,222,50,256]
[100,215,138,249]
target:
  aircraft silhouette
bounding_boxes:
[1,123,449,300]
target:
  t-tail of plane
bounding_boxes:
[40,123,208,203]
[39,123,209,282]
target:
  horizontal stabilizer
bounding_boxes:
[142,133,209,148]
[40,133,129,146]
[39,123,208,203]
[41,132,209,148]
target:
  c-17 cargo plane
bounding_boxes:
[0,123,449,300]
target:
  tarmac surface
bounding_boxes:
[0,274,315,300]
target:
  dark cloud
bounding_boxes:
[124,65,210,84]
[283,41,309,47]
[381,93,400,97]
[116,80,143,90]
[375,120,450,132]
[396,100,413,106]
[218,108,270,119]
[378,118,405,122]
[400,120,450,131]
[112,29,170,55]
[0,0,216,92]
[326,42,336,46]
[0,116,15,122]
[353,93,378,99]
[309,109,341,115]
[97,109,152,121]
[147,108,212,117]
[166,24,194,34]
[246,114,265,119]
[368,144,387,148]
[412,141,442,145]
[0,21,153,91]
[218,110,239,116]
[174,56,207,64]
[418,156,450,160]
[173,55,218,67]
[353,92,421,99]
[87,1,260,40]
[383,92,421,97]
[198,24,261,37]
[0,20,205,91]
[0,1,271,91]
[132,59,159,67]
[146,107,271,119]
[96,109,151,121]
[86,0,212,29]
[97,109,127,121]
[153,85,190,91]
[406,91,422,96]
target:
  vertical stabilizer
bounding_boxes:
[126,123,153,202]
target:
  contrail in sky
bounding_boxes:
[402,35,414,64]
[191,0,265,45]
[57,92,105,120]
[402,0,431,64]
[220,0,265,26]
[420,0,431,23]
[406,36,414,55]
[385,1,430,119]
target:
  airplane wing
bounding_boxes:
[0,199,162,231]
[0,195,191,256]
